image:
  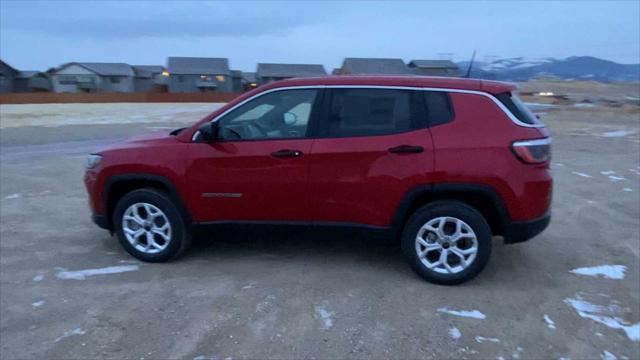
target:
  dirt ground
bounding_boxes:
[1,94,639,359]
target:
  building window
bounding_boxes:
[200,75,210,81]
[162,70,170,77]
[216,75,225,82]
[178,75,185,82]
[110,77,121,84]
[59,75,77,85]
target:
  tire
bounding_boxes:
[113,188,190,262]
[401,201,492,285]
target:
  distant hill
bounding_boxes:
[457,56,639,82]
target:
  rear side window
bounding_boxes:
[423,91,453,127]
[496,92,542,126]
[322,88,418,137]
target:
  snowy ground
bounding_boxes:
[0,102,639,359]
[0,102,224,128]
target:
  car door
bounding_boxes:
[187,88,321,223]
[308,87,439,227]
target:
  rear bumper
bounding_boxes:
[503,212,550,244]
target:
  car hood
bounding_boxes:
[97,131,178,153]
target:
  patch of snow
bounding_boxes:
[513,346,524,359]
[32,300,45,307]
[475,336,500,343]
[32,274,44,282]
[55,265,139,280]
[315,306,334,329]
[564,293,639,342]
[601,350,617,360]
[242,283,255,290]
[554,163,565,167]
[587,200,597,204]
[600,170,616,175]
[524,102,556,108]
[438,307,486,319]
[602,130,634,137]
[572,172,593,178]
[5,193,21,199]
[544,314,556,329]
[629,169,640,176]
[54,328,86,342]
[449,327,461,339]
[608,175,626,182]
[625,96,640,101]
[570,265,626,280]
[623,188,633,192]
[574,103,595,108]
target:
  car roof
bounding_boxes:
[261,75,517,95]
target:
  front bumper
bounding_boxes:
[503,212,551,244]
[91,214,110,231]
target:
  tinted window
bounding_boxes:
[424,91,453,127]
[323,89,416,137]
[496,92,542,125]
[218,89,318,140]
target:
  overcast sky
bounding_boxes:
[1,0,639,71]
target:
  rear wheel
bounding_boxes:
[401,201,492,285]
[113,188,190,262]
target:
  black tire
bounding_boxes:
[113,188,190,262]
[401,201,492,285]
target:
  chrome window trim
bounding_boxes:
[512,137,552,147]
[192,84,543,141]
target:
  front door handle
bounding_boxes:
[388,145,424,154]
[271,149,303,158]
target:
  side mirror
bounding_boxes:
[197,121,219,143]
[283,112,297,126]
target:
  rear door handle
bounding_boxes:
[388,145,424,154]
[271,149,303,158]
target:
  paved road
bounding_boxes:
[1,108,639,359]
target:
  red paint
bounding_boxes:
[86,75,551,234]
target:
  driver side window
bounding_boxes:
[218,89,318,140]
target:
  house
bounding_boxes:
[13,71,52,92]
[242,72,258,91]
[256,63,326,84]
[230,70,244,93]
[408,60,459,76]
[49,62,135,93]
[338,58,411,75]
[166,57,231,93]
[133,65,166,92]
[0,60,19,93]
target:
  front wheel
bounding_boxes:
[401,201,492,285]
[113,188,190,262]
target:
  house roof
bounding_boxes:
[242,72,257,83]
[133,65,164,73]
[16,71,39,78]
[77,63,135,76]
[0,59,19,74]
[132,65,164,78]
[167,57,230,75]
[257,63,327,78]
[341,58,411,75]
[408,60,459,69]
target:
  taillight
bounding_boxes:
[511,138,551,164]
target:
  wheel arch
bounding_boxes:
[391,183,510,237]
[103,174,192,232]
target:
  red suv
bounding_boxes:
[85,76,552,284]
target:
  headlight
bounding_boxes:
[86,154,102,169]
